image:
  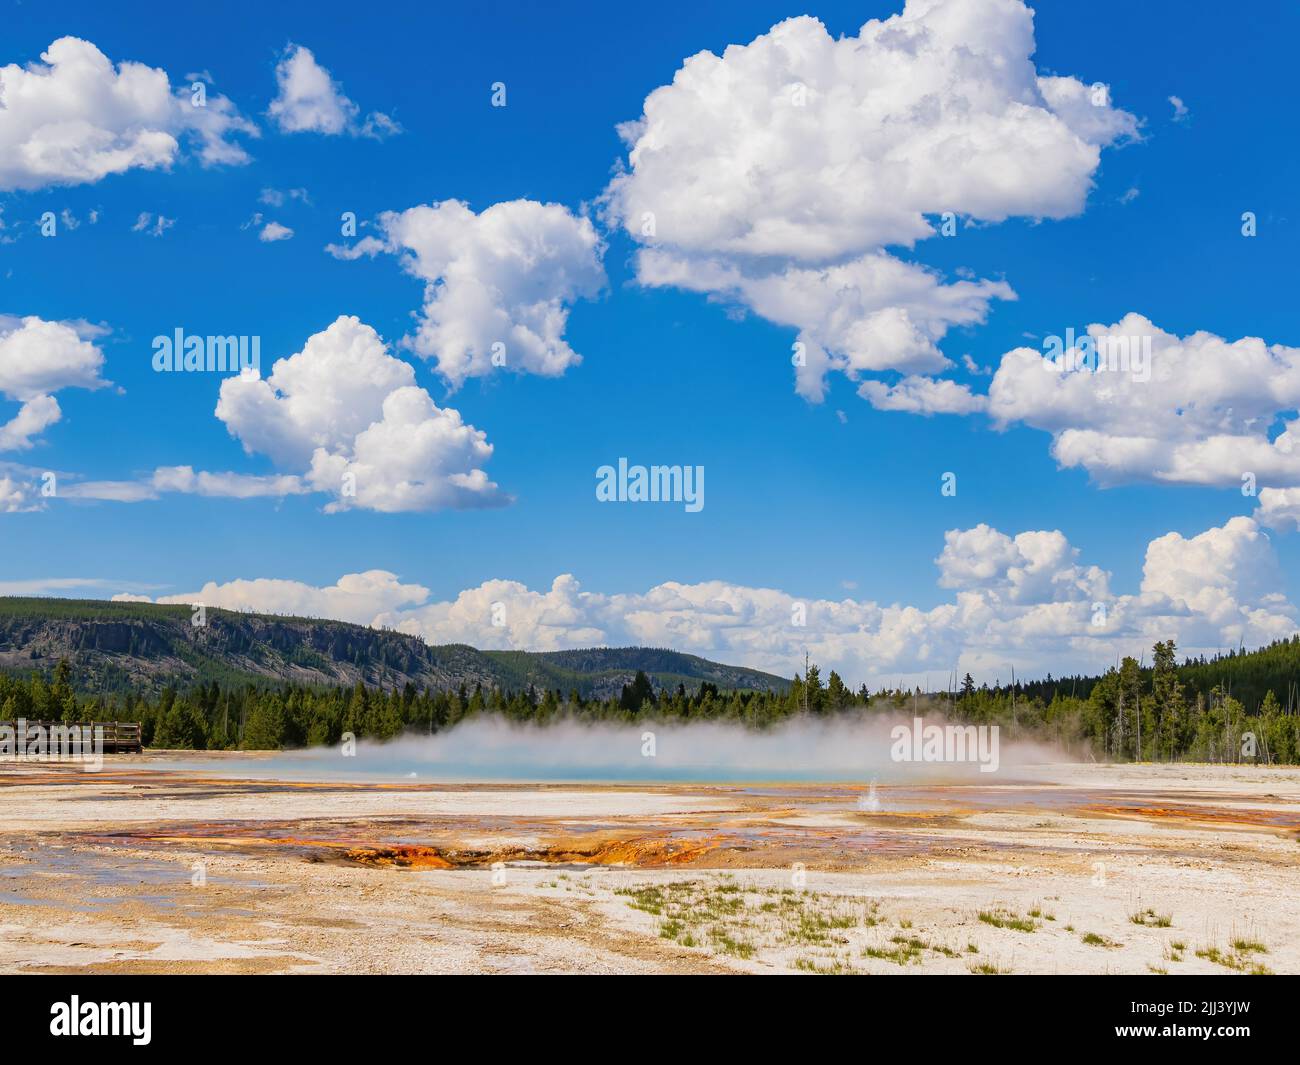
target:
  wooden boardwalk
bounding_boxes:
[0,720,143,753]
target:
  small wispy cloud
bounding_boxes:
[259,187,311,208]
[259,221,294,242]
[0,576,135,596]
[241,211,294,242]
[132,212,175,237]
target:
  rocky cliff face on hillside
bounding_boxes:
[0,599,790,697]
[0,602,497,694]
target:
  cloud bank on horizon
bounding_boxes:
[114,514,1291,690]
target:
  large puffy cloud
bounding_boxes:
[1255,487,1300,532]
[0,36,256,190]
[936,525,1110,605]
[267,44,398,138]
[304,388,501,513]
[379,575,610,651]
[216,315,414,468]
[987,313,1300,488]
[114,518,1294,689]
[1138,517,1293,648]
[0,315,109,451]
[329,199,605,388]
[603,0,1136,400]
[215,315,505,512]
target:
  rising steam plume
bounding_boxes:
[239,709,1067,783]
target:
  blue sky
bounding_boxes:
[1,0,1297,687]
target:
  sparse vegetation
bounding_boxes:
[709,927,756,959]
[979,909,1037,932]
[1082,932,1119,948]
[1197,941,1272,974]
[1130,908,1172,928]
[617,878,884,970]
[863,940,923,966]
[616,878,995,975]
[615,885,666,915]
[793,955,856,975]
[862,934,963,966]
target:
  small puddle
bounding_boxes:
[0,841,267,912]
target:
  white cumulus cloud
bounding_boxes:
[0,315,109,451]
[1255,487,1300,532]
[0,36,256,191]
[986,313,1300,488]
[603,0,1136,401]
[268,44,399,138]
[329,199,605,388]
[215,315,505,512]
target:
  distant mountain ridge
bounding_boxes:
[0,597,790,698]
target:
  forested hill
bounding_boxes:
[4,597,1300,715]
[996,635,1300,717]
[0,597,789,698]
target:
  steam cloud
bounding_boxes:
[249,711,1066,783]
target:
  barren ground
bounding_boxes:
[1,756,1297,974]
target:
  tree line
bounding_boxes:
[1,638,1298,763]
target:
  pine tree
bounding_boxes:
[620,671,654,713]
[825,670,850,710]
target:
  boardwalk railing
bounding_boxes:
[0,719,143,754]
